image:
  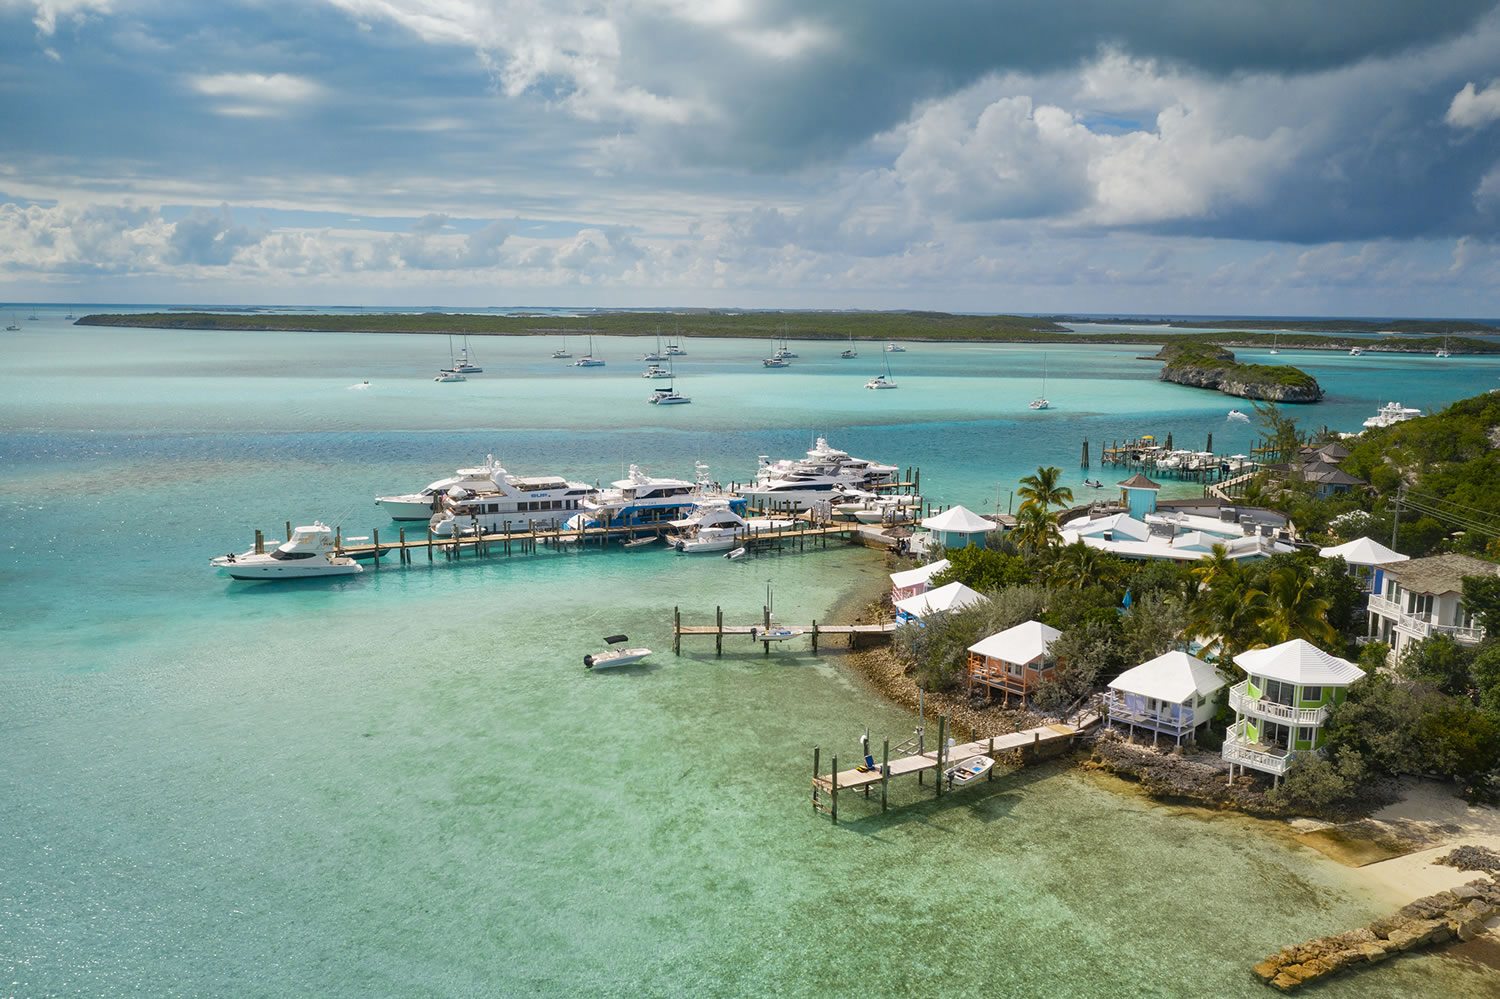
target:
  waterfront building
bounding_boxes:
[889,558,950,604]
[1222,640,1364,784]
[1059,503,1293,565]
[1106,651,1226,745]
[965,620,1062,703]
[918,505,996,549]
[1117,472,1162,520]
[1365,553,1495,664]
[893,580,987,625]
[1317,536,1408,594]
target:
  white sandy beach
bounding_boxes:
[1341,780,1500,900]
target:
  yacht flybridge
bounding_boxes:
[211,522,362,580]
[737,438,900,510]
[568,464,744,530]
[427,465,595,537]
[376,457,510,520]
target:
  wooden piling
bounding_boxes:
[254,529,264,554]
[372,528,379,570]
[935,715,947,798]
[812,746,820,814]
[398,527,406,564]
[1081,438,1089,467]
[715,606,723,656]
[673,606,681,656]
[811,620,818,652]
[285,520,291,543]
[880,738,889,811]
[988,737,995,780]
[830,754,838,824]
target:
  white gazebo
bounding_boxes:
[889,558,950,603]
[893,580,987,624]
[1319,536,1409,593]
[1107,651,1225,745]
[919,505,996,550]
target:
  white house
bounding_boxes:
[1318,536,1408,594]
[893,580,987,624]
[918,505,996,550]
[1222,640,1365,784]
[1107,651,1226,745]
[889,558,950,604]
[1366,553,1495,665]
[1059,507,1293,565]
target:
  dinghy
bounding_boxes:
[943,755,995,787]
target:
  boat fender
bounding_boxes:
[584,655,594,669]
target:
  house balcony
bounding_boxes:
[1105,692,1196,735]
[1222,725,1296,777]
[1228,681,1329,726]
[1367,595,1485,645]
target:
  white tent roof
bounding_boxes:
[920,505,995,534]
[893,580,987,618]
[1109,651,1225,703]
[890,558,951,589]
[1318,536,1409,567]
[1234,639,1364,687]
[967,620,1061,665]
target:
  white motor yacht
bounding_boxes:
[762,356,790,368]
[1362,401,1422,429]
[377,456,507,520]
[211,522,363,580]
[434,371,466,382]
[665,498,793,553]
[569,464,744,530]
[1348,346,1363,356]
[739,439,901,511]
[885,343,906,352]
[427,466,595,537]
[643,364,673,379]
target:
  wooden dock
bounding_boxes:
[671,605,900,654]
[811,706,1102,822]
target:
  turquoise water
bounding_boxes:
[3,318,1499,997]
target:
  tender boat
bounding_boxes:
[585,635,652,669]
[943,754,995,787]
[210,522,363,580]
[623,534,659,549]
[376,457,506,520]
[427,464,595,537]
[724,546,746,560]
[434,371,466,382]
[642,364,673,379]
[568,464,746,530]
[884,343,906,352]
[762,356,790,368]
[750,625,802,642]
[1348,346,1363,356]
[1227,409,1250,422]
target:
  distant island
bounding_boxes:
[1044,316,1500,336]
[73,310,1500,352]
[1151,342,1324,403]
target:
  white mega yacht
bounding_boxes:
[664,498,794,553]
[737,438,900,510]
[568,465,745,531]
[376,457,508,521]
[210,523,363,580]
[1362,401,1423,429]
[427,465,596,537]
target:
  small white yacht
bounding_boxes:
[1227,409,1250,422]
[585,635,652,670]
[1362,401,1422,429]
[664,498,793,553]
[1436,337,1452,358]
[643,332,667,361]
[643,363,673,379]
[569,465,745,530]
[885,343,906,352]
[762,356,791,368]
[210,522,363,580]
[434,371,466,382]
[1348,346,1363,356]
[666,335,687,356]
[574,336,606,367]
[648,386,691,405]
[1029,353,1049,409]
[376,457,507,520]
[427,465,595,537]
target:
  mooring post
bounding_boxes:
[812,746,820,814]
[254,529,264,554]
[285,520,292,543]
[673,606,681,656]
[426,529,433,561]
[399,527,406,564]
[1081,438,1089,467]
[372,528,379,570]
[935,714,947,798]
[715,606,723,656]
[881,738,890,812]
[830,755,838,824]
[811,620,818,652]
[988,736,995,780]
[1206,431,1213,453]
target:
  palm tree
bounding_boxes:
[1190,543,1236,588]
[1184,557,1261,661]
[1248,566,1336,648]
[1047,539,1125,591]
[1011,502,1061,554]
[1017,465,1074,514]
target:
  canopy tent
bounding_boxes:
[1234,639,1363,686]
[919,505,995,533]
[1318,536,1408,567]
[1109,651,1225,703]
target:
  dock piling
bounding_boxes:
[881,738,889,811]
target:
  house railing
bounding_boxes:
[1105,692,1195,732]
[1221,727,1296,776]
[1228,681,1329,726]
[1367,595,1486,644]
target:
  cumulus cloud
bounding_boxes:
[190,72,322,116]
[1446,80,1500,128]
[165,204,265,265]
[9,0,112,36]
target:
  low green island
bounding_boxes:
[1152,342,1325,403]
[72,310,1500,353]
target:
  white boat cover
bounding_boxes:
[1109,651,1225,704]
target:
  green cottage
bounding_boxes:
[1222,639,1364,786]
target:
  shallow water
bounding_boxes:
[3,315,1498,996]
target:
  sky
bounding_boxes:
[3,0,1500,316]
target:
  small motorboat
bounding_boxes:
[434,371,466,382]
[884,343,906,352]
[585,635,652,669]
[1348,346,1363,356]
[210,522,363,580]
[623,534,658,549]
[723,546,746,560]
[643,364,673,379]
[750,625,802,642]
[943,754,995,787]
[1227,409,1250,422]
[762,356,790,368]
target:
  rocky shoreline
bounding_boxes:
[1251,876,1500,992]
[1152,344,1324,403]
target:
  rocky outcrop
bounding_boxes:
[1152,343,1324,403]
[1252,876,1500,992]
[1085,734,1285,815]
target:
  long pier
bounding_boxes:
[671,605,900,654]
[811,706,1103,822]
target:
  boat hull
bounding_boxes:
[943,755,995,786]
[585,648,651,669]
[212,555,363,580]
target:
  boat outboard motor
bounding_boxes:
[583,655,595,669]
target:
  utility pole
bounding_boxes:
[1391,485,1403,549]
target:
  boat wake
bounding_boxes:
[347,381,372,390]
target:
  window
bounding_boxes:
[1301,686,1322,704]
[1196,694,1206,707]
[1261,678,1295,706]
[1297,726,1316,745]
